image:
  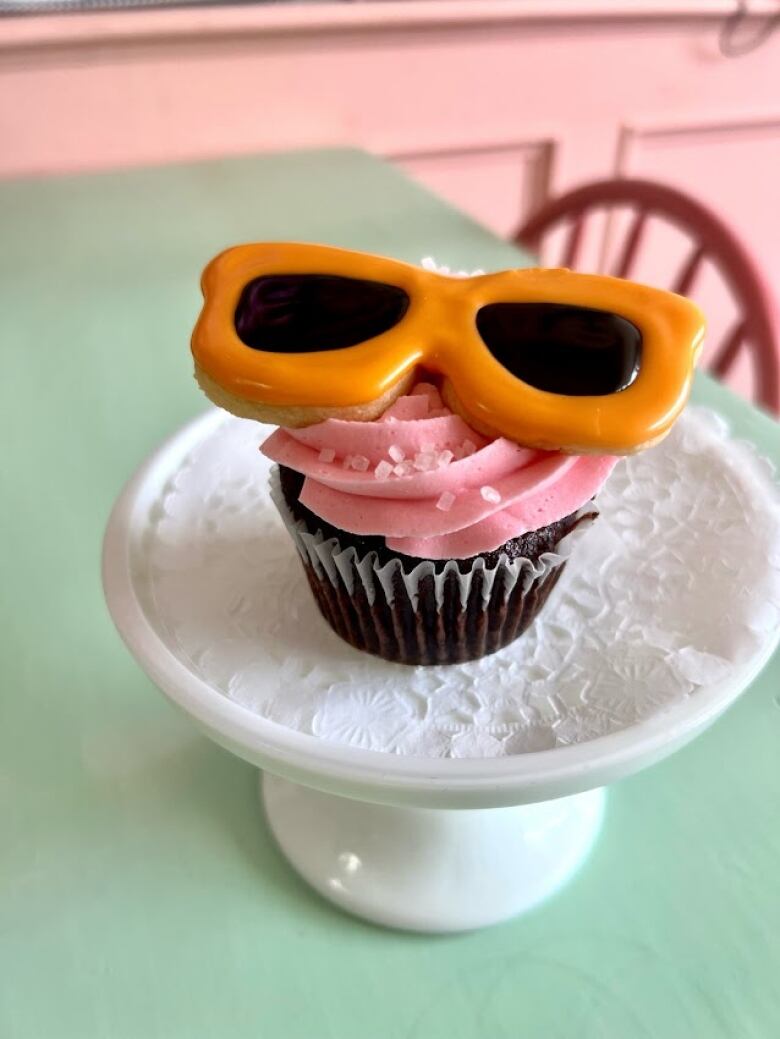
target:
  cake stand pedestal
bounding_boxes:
[102,409,779,932]
[262,776,605,931]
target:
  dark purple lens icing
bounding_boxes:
[476,302,641,396]
[234,274,410,353]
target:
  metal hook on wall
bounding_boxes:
[719,0,780,57]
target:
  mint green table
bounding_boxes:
[2,150,778,1039]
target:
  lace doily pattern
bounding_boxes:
[140,407,780,759]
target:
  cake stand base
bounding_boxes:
[262,774,606,932]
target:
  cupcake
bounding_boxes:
[190,243,704,665]
[261,381,615,664]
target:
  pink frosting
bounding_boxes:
[261,383,617,560]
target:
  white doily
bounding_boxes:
[139,407,780,759]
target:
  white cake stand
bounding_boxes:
[102,410,779,932]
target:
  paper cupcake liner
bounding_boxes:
[269,468,596,665]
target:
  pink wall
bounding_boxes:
[3,0,779,402]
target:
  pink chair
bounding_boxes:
[514,178,780,414]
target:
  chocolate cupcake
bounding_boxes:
[190,243,704,665]
[262,382,615,664]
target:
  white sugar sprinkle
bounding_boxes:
[394,461,415,477]
[480,485,502,504]
[351,455,369,472]
[374,460,393,480]
[318,447,336,463]
[413,451,437,471]
[388,444,405,463]
[436,491,456,512]
[437,449,454,468]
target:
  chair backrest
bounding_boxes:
[514,178,780,414]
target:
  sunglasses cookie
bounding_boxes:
[191,243,705,454]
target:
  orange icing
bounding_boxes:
[192,243,705,454]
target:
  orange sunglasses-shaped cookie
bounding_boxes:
[192,242,705,455]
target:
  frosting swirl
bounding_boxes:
[261,383,616,560]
